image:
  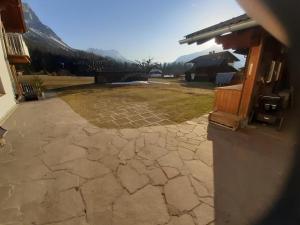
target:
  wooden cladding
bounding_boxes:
[0,0,26,33]
[214,84,243,115]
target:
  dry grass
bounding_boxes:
[60,84,214,126]
[20,75,94,90]
[22,75,215,127]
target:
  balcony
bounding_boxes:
[5,33,30,64]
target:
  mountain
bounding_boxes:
[22,3,73,54]
[87,48,130,63]
[174,46,223,63]
[22,3,126,63]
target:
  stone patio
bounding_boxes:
[87,100,174,128]
[0,97,215,225]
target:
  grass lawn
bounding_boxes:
[20,75,94,90]
[60,84,214,128]
[22,75,214,128]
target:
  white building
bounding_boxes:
[0,0,30,124]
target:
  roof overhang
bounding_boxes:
[0,0,26,33]
[179,17,258,45]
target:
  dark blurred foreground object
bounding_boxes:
[0,127,8,147]
[237,0,300,224]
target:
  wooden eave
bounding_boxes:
[215,27,263,50]
[0,0,26,33]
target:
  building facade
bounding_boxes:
[0,0,30,123]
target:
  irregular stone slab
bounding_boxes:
[128,159,147,174]
[86,146,109,161]
[53,171,79,191]
[164,176,199,212]
[41,144,86,167]
[147,168,168,186]
[178,148,195,161]
[0,208,22,224]
[87,209,113,225]
[119,141,135,162]
[162,167,180,179]
[0,157,48,184]
[185,161,214,195]
[167,214,195,225]
[113,185,169,225]
[178,142,198,152]
[83,126,101,135]
[193,126,207,137]
[22,189,85,225]
[52,158,110,179]
[138,145,168,161]
[76,132,112,149]
[190,178,210,197]
[99,155,120,172]
[200,197,214,207]
[117,165,149,194]
[3,181,52,209]
[0,185,11,203]
[158,152,184,169]
[120,129,140,140]
[47,216,88,225]
[178,125,195,134]
[166,136,178,147]
[144,132,161,145]
[81,174,123,225]
[112,136,129,149]
[193,204,214,225]
[194,141,213,167]
[135,136,145,150]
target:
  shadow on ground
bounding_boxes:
[207,124,295,225]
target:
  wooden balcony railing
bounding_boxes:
[5,33,30,64]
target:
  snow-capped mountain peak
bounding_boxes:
[87,48,130,63]
[23,3,72,52]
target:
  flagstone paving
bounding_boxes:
[0,97,215,225]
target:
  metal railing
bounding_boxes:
[5,33,30,57]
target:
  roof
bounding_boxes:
[0,0,26,33]
[189,51,239,68]
[180,14,258,45]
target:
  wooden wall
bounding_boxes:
[214,85,242,115]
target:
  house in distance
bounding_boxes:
[185,51,239,84]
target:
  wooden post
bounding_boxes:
[238,34,265,122]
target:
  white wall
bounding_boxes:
[0,30,16,124]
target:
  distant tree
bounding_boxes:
[135,58,159,73]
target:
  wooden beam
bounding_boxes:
[238,33,265,120]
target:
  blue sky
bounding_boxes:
[24,0,244,62]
